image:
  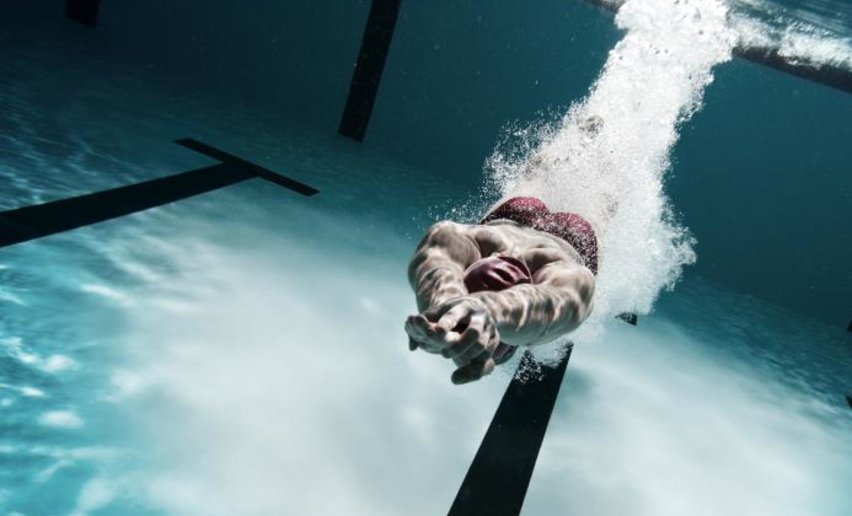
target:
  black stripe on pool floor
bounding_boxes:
[338,0,403,141]
[0,139,318,249]
[65,0,101,27]
[448,345,572,516]
[617,312,638,325]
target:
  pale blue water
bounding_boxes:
[1,3,851,515]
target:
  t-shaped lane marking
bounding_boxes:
[0,138,318,248]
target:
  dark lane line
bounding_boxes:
[448,346,573,516]
[65,0,101,27]
[338,0,404,141]
[0,139,318,249]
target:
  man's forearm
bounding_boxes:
[468,283,588,346]
[407,222,480,312]
[410,259,468,312]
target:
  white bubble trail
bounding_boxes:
[487,0,737,325]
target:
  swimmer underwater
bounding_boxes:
[405,196,598,385]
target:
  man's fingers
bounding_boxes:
[440,313,484,358]
[406,313,463,353]
[451,346,489,368]
[445,333,484,362]
[451,358,496,385]
[457,314,492,351]
[436,304,471,333]
[405,315,437,351]
[459,341,491,363]
[422,302,453,322]
[442,311,498,363]
[405,314,426,337]
[462,312,487,337]
[407,314,439,340]
[443,339,474,360]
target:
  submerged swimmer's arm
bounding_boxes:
[465,247,595,347]
[407,221,482,312]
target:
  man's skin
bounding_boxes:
[405,215,596,385]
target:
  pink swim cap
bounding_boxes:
[463,255,533,294]
[463,255,531,364]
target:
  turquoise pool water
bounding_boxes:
[1,1,851,515]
